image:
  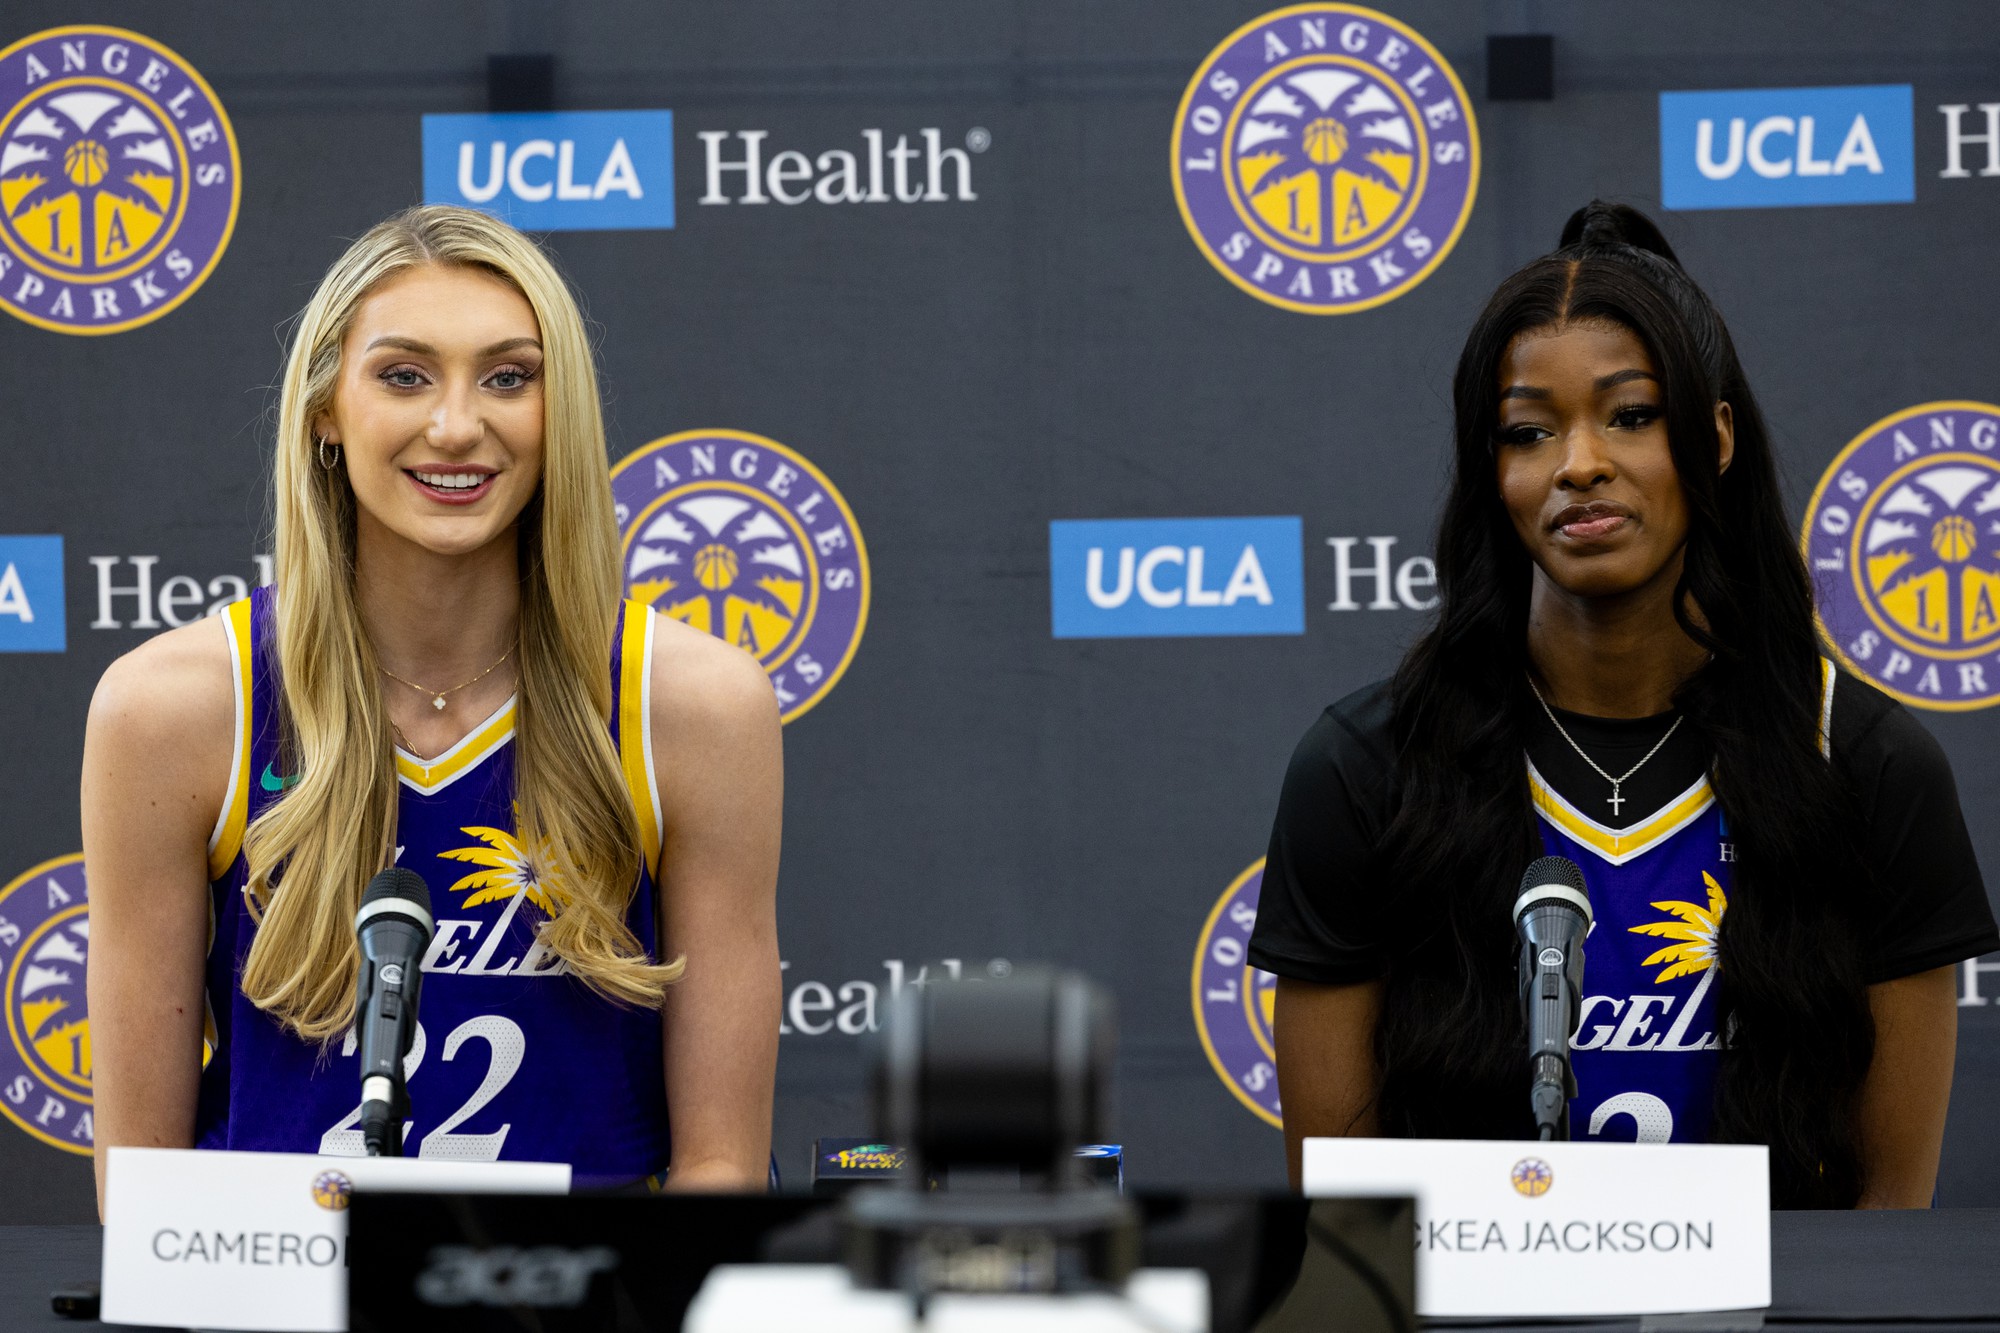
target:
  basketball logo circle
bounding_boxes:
[1172,4,1478,315]
[1511,1158,1553,1197]
[1,853,92,1155]
[1802,402,2000,711]
[1191,858,1281,1127]
[0,27,240,335]
[611,429,870,723]
[311,1169,353,1211]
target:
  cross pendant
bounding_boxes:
[1607,783,1625,817]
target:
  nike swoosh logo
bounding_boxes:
[260,762,299,792]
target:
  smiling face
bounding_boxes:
[1494,319,1732,603]
[317,264,546,560]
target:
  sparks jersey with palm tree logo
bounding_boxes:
[193,587,671,1187]
[1531,661,1837,1145]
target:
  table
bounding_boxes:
[6,1210,1999,1331]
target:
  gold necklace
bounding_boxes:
[389,720,434,762]
[379,643,517,711]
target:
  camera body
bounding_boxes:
[842,968,1138,1297]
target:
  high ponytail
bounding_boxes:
[1557,199,1680,263]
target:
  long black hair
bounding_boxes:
[1373,201,1875,1208]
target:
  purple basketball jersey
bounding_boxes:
[194,587,671,1187]
[1536,660,1835,1144]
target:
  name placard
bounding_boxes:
[101,1147,569,1332]
[1302,1138,1769,1317]
[686,1265,1210,1333]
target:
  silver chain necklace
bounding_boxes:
[1527,676,1686,819]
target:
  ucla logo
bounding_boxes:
[1,853,91,1154]
[1172,4,1478,315]
[1192,859,1280,1127]
[422,110,673,232]
[0,534,65,652]
[1803,402,2000,711]
[0,27,239,334]
[1511,1158,1553,1197]
[611,430,869,723]
[1049,517,1304,639]
[1659,85,1914,212]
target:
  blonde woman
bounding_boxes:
[82,206,781,1206]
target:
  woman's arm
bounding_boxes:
[1273,976,1384,1188]
[649,616,783,1191]
[81,619,234,1217]
[1855,964,1957,1208]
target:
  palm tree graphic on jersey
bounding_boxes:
[625,494,809,663]
[1232,68,1416,253]
[1629,872,1727,984]
[1,89,180,272]
[1859,463,2000,652]
[440,825,567,916]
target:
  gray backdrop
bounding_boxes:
[1,0,1996,1224]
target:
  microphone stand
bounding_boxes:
[361,1074,409,1157]
[1528,966,1573,1142]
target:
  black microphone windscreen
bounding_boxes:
[1519,854,1587,899]
[361,866,432,914]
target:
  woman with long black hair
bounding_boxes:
[1250,202,1998,1208]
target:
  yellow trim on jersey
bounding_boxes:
[395,697,517,794]
[1528,761,1714,866]
[618,603,663,878]
[205,598,256,881]
[1532,659,1834,866]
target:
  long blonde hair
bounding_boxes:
[241,205,682,1041]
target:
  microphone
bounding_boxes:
[353,867,433,1157]
[1514,855,1591,1142]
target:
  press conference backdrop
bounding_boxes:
[1,2,1997,1224]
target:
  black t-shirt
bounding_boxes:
[1249,672,1999,987]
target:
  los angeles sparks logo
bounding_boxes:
[1172,5,1478,315]
[1192,859,1281,1127]
[1803,402,2000,711]
[611,430,870,723]
[0,27,240,334]
[1,853,91,1154]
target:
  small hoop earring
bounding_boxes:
[317,435,341,470]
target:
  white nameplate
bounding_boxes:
[1303,1138,1769,1317]
[101,1146,570,1332]
[686,1265,1209,1333]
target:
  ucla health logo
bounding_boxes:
[1803,402,2000,711]
[423,111,673,231]
[1172,4,1477,314]
[0,27,239,334]
[611,430,868,722]
[0,534,65,652]
[1050,517,1303,638]
[1660,85,1913,211]
[2,853,91,1154]
[1192,859,1280,1128]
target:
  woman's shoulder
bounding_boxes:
[1294,677,1398,771]
[1827,667,1952,776]
[84,613,237,851]
[1276,677,1400,814]
[635,607,783,852]
[88,612,236,747]
[642,608,781,736]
